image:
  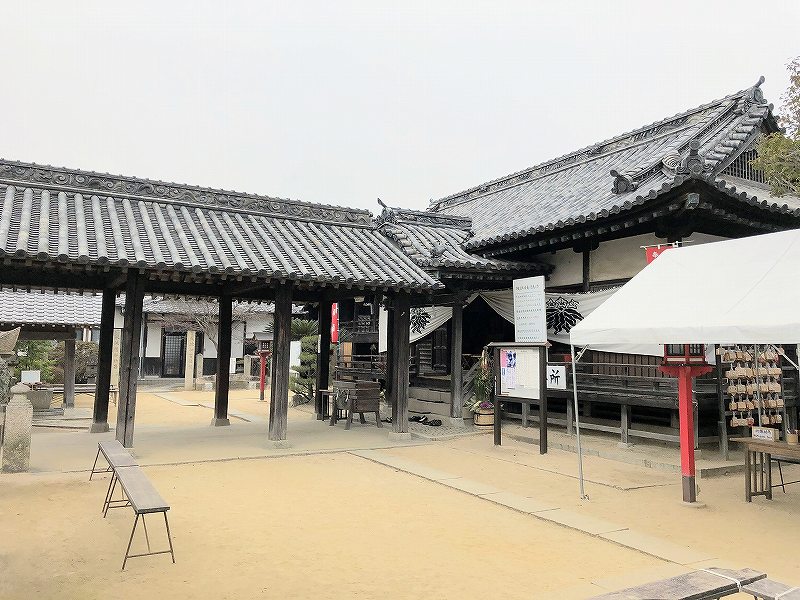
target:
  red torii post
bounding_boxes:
[659,344,712,504]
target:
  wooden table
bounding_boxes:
[730,437,800,502]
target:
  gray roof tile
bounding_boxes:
[429,79,800,250]
[0,290,102,326]
[0,161,442,292]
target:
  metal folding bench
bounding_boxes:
[90,441,175,569]
[112,466,175,570]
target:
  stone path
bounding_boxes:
[350,448,717,567]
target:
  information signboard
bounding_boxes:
[497,346,541,399]
[546,364,567,390]
[513,276,547,343]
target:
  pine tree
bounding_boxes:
[289,334,318,405]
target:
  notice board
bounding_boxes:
[497,346,542,400]
[513,276,547,343]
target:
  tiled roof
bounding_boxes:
[0,160,441,292]
[376,206,547,275]
[429,78,800,250]
[0,290,102,326]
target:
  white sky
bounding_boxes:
[2,1,798,213]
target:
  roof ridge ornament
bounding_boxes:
[677,139,710,176]
[735,76,766,115]
[610,169,639,194]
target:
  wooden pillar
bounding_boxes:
[184,330,196,391]
[91,288,116,433]
[315,299,332,420]
[269,284,292,442]
[212,293,232,426]
[390,292,411,435]
[582,250,591,292]
[116,271,145,448]
[449,299,464,423]
[62,337,76,408]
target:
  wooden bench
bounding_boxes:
[90,441,175,569]
[329,380,382,430]
[590,567,766,599]
[743,579,800,599]
[47,383,119,405]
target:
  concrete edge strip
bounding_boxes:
[348,449,716,567]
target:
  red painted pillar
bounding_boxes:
[677,366,696,503]
[661,363,712,503]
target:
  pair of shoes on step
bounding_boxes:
[409,415,442,427]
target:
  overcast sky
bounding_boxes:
[2,1,797,213]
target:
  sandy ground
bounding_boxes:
[1,453,667,600]
[381,436,800,583]
[7,389,797,598]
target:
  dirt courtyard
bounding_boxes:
[1,451,668,600]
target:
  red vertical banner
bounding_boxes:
[330,302,339,343]
[645,245,675,264]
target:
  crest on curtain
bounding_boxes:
[410,308,432,334]
[546,297,583,334]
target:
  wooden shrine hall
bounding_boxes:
[0,159,442,446]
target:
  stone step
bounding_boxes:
[408,397,450,418]
[409,386,449,403]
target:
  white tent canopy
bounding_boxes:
[570,229,800,346]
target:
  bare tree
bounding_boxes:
[155,298,269,354]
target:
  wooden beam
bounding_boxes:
[268,284,293,442]
[211,292,232,426]
[315,299,332,420]
[449,300,464,422]
[582,250,590,292]
[116,271,145,448]
[62,338,76,408]
[90,287,116,433]
[390,292,411,434]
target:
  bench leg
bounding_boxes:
[375,411,382,428]
[777,459,786,493]
[142,514,151,552]
[104,475,118,517]
[103,472,117,514]
[164,512,176,564]
[90,448,101,481]
[359,412,366,424]
[122,514,140,570]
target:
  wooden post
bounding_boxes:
[116,271,145,448]
[269,284,292,442]
[493,346,502,446]
[315,299,332,420]
[449,299,464,424]
[538,345,548,455]
[390,292,410,435]
[212,292,232,426]
[63,337,76,408]
[620,403,631,446]
[91,288,116,433]
[184,330,196,391]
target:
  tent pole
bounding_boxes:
[571,344,588,500]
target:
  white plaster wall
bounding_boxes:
[590,233,663,282]
[145,322,162,357]
[541,248,583,288]
[246,315,273,336]
[543,232,731,288]
[203,333,217,358]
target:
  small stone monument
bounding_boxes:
[2,384,34,473]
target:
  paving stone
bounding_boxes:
[599,529,715,565]
[478,491,558,514]
[440,478,501,496]
[349,450,459,481]
[537,508,627,535]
